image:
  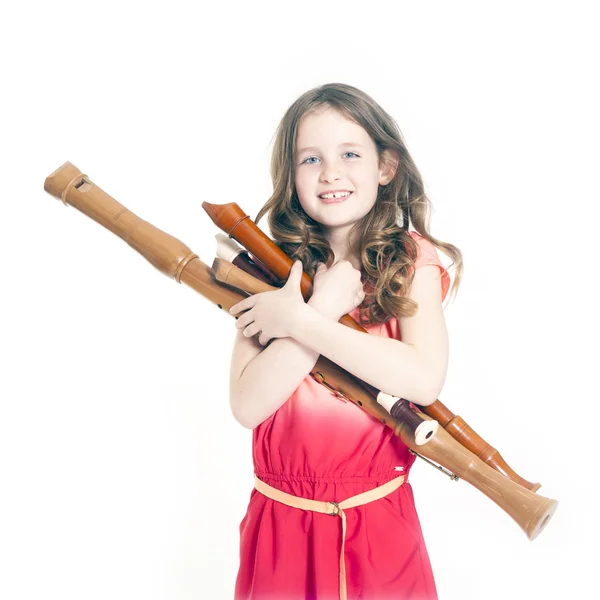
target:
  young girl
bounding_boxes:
[228,83,463,600]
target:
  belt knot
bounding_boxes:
[328,501,341,516]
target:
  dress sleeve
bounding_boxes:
[408,231,451,302]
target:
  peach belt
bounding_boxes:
[253,473,406,600]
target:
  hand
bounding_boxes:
[309,260,366,321]
[229,260,307,346]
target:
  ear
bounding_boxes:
[378,149,399,186]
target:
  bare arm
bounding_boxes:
[230,264,448,427]
[229,297,326,430]
[289,265,449,406]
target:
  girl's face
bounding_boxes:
[294,105,392,235]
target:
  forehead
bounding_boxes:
[296,106,372,151]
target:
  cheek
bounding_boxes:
[349,162,378,184]
[294,173,313,202]
[293,180,311,215]
[294,175,304,194]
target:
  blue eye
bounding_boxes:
[300,152,360,165]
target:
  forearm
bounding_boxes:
[290,304,437,405]
[231,298,325,429]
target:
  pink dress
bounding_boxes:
[234,232,451,600]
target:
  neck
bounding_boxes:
[324,227,361,270]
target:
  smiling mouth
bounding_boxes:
[319,191,353,203]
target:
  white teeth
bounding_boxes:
[320,191,351,199]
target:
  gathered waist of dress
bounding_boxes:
[254,470,410,485]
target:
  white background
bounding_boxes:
[1,1,598,599]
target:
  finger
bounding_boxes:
[229,303,243,315]
[234,312,254,329]
[286,260,303,282]
[229,295,255,315]
[243,323,261,338]
[258,333,271,347]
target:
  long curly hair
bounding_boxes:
[255,83,463,327]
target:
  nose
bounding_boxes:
[319,162,342,183]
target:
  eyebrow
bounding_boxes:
[297,142,366,154]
